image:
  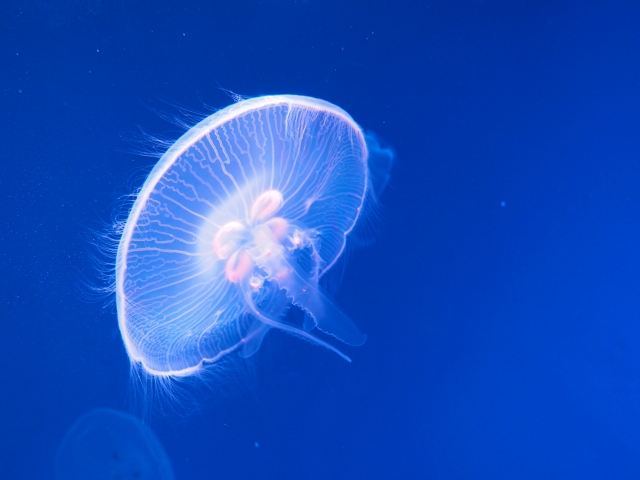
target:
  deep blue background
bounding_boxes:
[2,1,640,478]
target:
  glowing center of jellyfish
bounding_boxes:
[213,190,287,284]
[210,189,366,362]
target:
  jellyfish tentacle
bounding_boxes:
[238,321,271,358]
[248,224,367,347]
[238,274,287,358]
[236,278,352,362]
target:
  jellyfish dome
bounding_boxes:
[55,408,174,480]
[116,95,372,376]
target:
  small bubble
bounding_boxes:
[500,201,506,207]
[254,442,259,448]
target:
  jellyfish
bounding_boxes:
[55,408,174,480]
[116,95,383,377]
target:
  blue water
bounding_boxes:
[2,1,640,478]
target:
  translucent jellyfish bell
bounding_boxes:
[116,95,373,376]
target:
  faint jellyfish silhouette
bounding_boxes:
[115,95,390,377]
[55,408,174,480]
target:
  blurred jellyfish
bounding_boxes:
[115,95,391,377]
[55,408,174,480]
